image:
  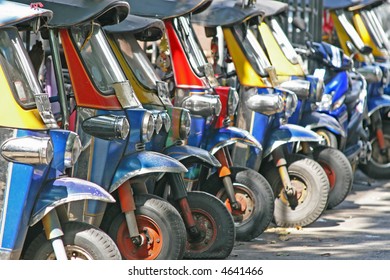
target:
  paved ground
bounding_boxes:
[228,169,390,260]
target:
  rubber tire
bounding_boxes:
[106,194,186,260]
[200,167,274,241]
[23,221,121,260]
[315,128,338,149]
[261,154,330,228]
[359,121,390,179]
[180,191,235,259]
[312,146,353,209]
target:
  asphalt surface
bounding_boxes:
[228,169,390,260]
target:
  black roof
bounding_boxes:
[124,0,211,20]
[191,0,266,27]
[11,0,129,27]
[104,14,165,41]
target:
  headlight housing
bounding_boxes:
[228,88,239,116]
[1,136,53,165]
[81,115,130,140]
[245,93,284,115]
[279,79,310,100]
[317,93,333,111]
[179,109,191,139]
[274,88,298,119]
[142,111,155,142]
[64,132,82,168]
[160,111,171,133]
[151,111,163,135]
[356,65,383,83]
[181,94,222,117]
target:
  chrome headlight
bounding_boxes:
[279,79,310,100]
[245,93,284,115]
[151,111,163,135]
[160,111,171,133]
[228,88,239,116]
[317,93,333,111]
[274,88,298,118]
[142,111,155,142]
[180,109,192,139]
[181,94,222,117]
[64,132,82,168]
[82,115,130,140]
[1,136,53,165]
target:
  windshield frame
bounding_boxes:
[336,10,366,51]
[360,9,390,52]
[0,26,42,110]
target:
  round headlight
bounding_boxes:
[161,111,171,133]
[228,88,239,116]
[317,93,333,111]
[152,111,163,135]
[142,111,155,142]
[64,132,82,168]
[180,109,191,139]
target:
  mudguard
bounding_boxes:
[367,94,390,117]
[164,144,221,168]
[30,177,114,226]
[300,111,346,137]
[109,150,187,192]
[206,126,263,155]
[264,124,323,157]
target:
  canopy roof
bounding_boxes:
[12,0,129,27]
[323,0,363,10]
[191,0,266,27]
[348,0,385,11]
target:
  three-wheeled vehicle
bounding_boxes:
[126,0,275,242]
[192,0,332,228]
[322,0,390,179]
[103,11,237,259]
[0,0,120,260]
[14,0,191,260]
[248,0,354,209]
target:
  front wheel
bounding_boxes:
[105,194,187,260]
[359,121,390,179]
[312,146,353,209]
[23,221,121,260]
[261,154,330,228]
[181,191,235,259]
[200,167,274,241]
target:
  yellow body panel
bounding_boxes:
[107,37,164,107]
[330,12,365,62]
[0,65,45,129]
[223,28,270,88]
[352,13,388,59]
[258,22,305,78]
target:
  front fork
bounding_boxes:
[272,146,299,210]
[214,147,241,211]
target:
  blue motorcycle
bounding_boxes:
[0,1,120,260]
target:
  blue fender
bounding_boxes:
[30,177,114,226]
[367,94,390,117]
[300,111,346,137]
[164,145,221,168]
[264,124,323,158]
[205,126,263,155]
[110,150,188,192]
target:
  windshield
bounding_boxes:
[337,11,366,51]
[71,23,128,94]
[173,16,208,76]
[360,10,390,52]
[112,32,161,90]
[232,23,271,77]
[0,27,41,108]
[267,18,299,65]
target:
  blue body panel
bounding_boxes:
[164,144,221,168]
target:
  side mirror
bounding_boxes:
[292,17,306,31]
[360,45,373,55]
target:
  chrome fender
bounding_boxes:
[367,94,390,117]
[264,124,323,158]
[164,145,221,168]
[300,111,346,137]
[110,151,187,193]
[206,126,263,155]
[30,177,114,226]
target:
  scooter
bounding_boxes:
[192,0,332,228]
[103,11,237,259]
[0,0,120,260]
[127,0,275,242]
[252,0,354,209]
[15,0,193,260]
[322,0,390,179]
